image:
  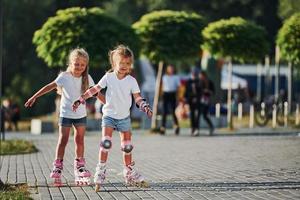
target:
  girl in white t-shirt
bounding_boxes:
[73,45,152,191]
[25,48,102,186]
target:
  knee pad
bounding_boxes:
[121,140,134,154]
[100,136,112,152]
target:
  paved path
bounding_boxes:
[1,129,300,199]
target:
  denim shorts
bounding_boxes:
[58,117,87,127]
[102,116,131,132]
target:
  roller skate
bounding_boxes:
[74,158,91,185]
[50,159,63,186]
[123,162,149,188]
[94,162,106,192]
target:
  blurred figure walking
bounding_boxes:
[199,71,215,136]
[185,67,201,136]
[160,65,180,135]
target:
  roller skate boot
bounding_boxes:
[94,162,106,192]
[50,159,63,186]
[123,162,149,188]
[74,158,91,185]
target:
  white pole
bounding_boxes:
[284,101,288,127]
[249,105,254,128]
[215,103,220,118]
[238,103,243,120]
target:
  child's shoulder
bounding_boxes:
[126,74,136,80]
[57,71,70,79]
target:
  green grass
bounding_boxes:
[0,183,32,200]
[0,140,38,155]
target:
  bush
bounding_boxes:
[202,17,269,63]
[0,140,38,155]
[133,10,206,64]
[277,12,300,64]
[33,7,140,69]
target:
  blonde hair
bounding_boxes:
[67,48,90,93]
[108,45,134,74]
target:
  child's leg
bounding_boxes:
[51,126,70,185]
[73,125,86,158]
[55,126,71,159]
[73,125,91,184]
[120,131,148,187]
[98,126,114,163]
[94,126,114,191]
[120,131,133,166]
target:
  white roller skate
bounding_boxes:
[123,162,149,188]
[74,158,91,185]
[50,159,63,186]
[94,162,106,192]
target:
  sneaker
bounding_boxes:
[209,127,214,136]
[174,126,180,135]
[159,127,166,135]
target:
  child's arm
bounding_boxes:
[133,93,152,118]
[72,85,101,111]
[97,93,106,104]
[24,81,57,107]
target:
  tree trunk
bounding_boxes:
[275,46,280,101]
[151,61,164,130]
[288,62,292,112]
[256,63,262,102]
[227,58,233,129]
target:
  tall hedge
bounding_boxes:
[277,13,300,64]
[33,7,140,69]
[202,17,269,63]
[133,10,206,64]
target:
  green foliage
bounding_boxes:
[33,7,140,69]
[0,140,38,155]
[202,17,269,63]
[133,10,205,64]
[277,13,300,64]
[0,183,32,200]
[279,0,300,20]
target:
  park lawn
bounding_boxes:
[0,183,32,200]
[0,139,38,155]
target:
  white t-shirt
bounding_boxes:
[162,75,180,92]
[55,72,95,119]
[97,72,140,119]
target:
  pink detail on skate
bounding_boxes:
[75,158,91,177]
[50,159,63,178]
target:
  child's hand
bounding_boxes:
[72,96,85,112]
[141,102,152,118]
[72,100,80,112]
[24,97,36,107]
[146,108,153,118]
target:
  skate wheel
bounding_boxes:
[95,184,100,192]
[54,178,62,187]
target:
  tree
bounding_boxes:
[202,17,269,128]
[277,13,300,65]
[278,0,300,20]
[33,7,140,69]
[277,13,300,108]
[133,10,206,130]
